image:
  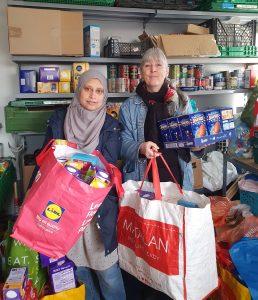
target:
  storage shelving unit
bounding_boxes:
[7,1,258,102]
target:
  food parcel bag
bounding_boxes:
[11,139,123,259]
[117,156,218,300]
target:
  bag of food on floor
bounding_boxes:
[230,237,258,300]
[3,221,46,295]
[117,155,218,300]
[11,139,123,259]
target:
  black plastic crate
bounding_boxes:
[104,38,150,58]
[200,18,256,47]
[164,0,199,9]
[116,0,164,8]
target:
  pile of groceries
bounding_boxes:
[59,152,111,188]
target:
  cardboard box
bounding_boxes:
[7,7,83,56]
[187,24,209,35]
[23,165,35,192]
[192,158,203,190]
[164,129,236,148]
[158,34,220,57]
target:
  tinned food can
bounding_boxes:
[119,64,129,78]
[108,64,117,79]
[129,65,138,79]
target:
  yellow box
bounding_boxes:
[37,82,58,93]
[72,63,90,91]
[60,70,71,82]
[59,82,71,93]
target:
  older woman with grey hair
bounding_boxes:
[119,48,204,300]
[29,70,126,300]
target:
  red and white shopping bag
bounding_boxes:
[12,139,123,259]
[117,155,218,300]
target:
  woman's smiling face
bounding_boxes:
[140,59,168,93]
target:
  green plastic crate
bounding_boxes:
[198,1,258,11]
[5,106,54,133]
[218,46,258,57]
[0,160,16,212]
[211,0,258,3]
[22,0,115,5]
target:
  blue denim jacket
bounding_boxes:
[119,95,195,191]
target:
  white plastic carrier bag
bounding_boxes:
[118,155,218,300]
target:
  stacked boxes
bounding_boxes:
[158,107,235,148]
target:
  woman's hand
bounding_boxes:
[191,146,206,152]
[139,142,160,159]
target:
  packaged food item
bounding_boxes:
[20,70,37,93]
[178,112,207,139]
[60,70,71,82]
[37,82,58,93]
[3,267,28,300]
[204,109,222,135]
[39,67,60,82]
[58,82,70,93]
[49,258,76,293]
[72,63,90,91]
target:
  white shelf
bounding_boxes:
[11,55,258,64]
[15,89,250,99]
[7,1,258,22]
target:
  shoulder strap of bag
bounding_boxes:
[36,139,55,166]
[109,164,124,198]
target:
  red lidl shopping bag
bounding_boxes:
[117,155,218,300]
[11,139,123,259]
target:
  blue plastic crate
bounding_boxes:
[240,189,258,216]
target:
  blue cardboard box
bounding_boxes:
[19,70,36,93]
[164,129,236,148]
[220,107,235,131]
[177,112,207,140]
[204,109,222,135]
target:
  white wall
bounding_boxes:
[0,0,18,157]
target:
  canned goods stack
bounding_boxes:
[169,64,207,91]
[169,65,180,88]
[129,65,140,93]
[212,73,226,90]
[107,64,117,93]
[232,69,245,89]
[107,64,140,93]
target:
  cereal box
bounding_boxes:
[204,109,222,135]
[178,112,207,140]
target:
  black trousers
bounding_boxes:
[122,270,172,300]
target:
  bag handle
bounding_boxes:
[36,139,55,166]
[139,154,183,200]
[109,164,124,198]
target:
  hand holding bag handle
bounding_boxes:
[139,154,183,200]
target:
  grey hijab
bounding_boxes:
[64,70,107,153]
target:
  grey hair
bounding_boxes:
[140,48,168,70]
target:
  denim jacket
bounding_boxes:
[119,94,195,191]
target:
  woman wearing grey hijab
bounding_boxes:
[29,70,125,300]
